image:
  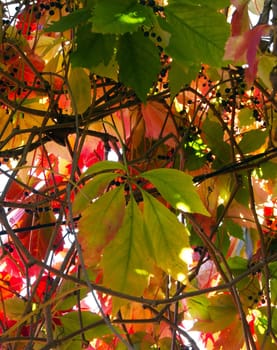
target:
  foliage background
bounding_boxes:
[0,0,276,349]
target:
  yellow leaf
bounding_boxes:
[68,67,91,114]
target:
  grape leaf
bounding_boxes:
[77,186,126,266]
[142,190,189,283]
[68,67,91,114]
[102,196,152,297]
[117,31,161,102]
[92,0,153,34]
[140,168,210,216]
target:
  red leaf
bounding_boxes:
[141,101,177,146]
[230,0,250,36]
[0,247,23,299]
[15,208,63,259]
[224,25,269,84]
[213,316,245,350]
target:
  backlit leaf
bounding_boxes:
[258,54,277,89]
[73,172,118,214]
[92,0,153,34]
[117,31,161,102]
[82,160,126,178]
[102,196,152,297]
[0,297,26,320]
[68,67,91,114]
[163,1,229,67]
[57,311,116,340]
[140,168,210,215]
[142,190,189,282]
[224,25,269,83]
[190,294,236,333]
[78,186,126,266]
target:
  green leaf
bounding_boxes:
[92,0,153,34]
[82,160,126,178]
[44,8,91,32]
[0,297,26,320]
[117,31,161,102]
[168,61,199,97]
[73,172,118,214]
[142,190,189,282]
[102,196,152,297]
[216,226,230,257]
[171,0,230,9]
[239,129,269,154]
[68,67,91,114]
[57,311,116,340]
[258,161,277,180]
[163,1,229,67]
[257,54,277,89]
[78,186,126,266]
[270,278,277,303]
[227,256,248,273]
[187,294,210,320]
[71,25,116,68]
[192,294,236,333]
[224,219,244,240]
[237,108,255,127]
[56,281,88,311]
[269,262,277,302]
[90,55,119,81]
[140,168,210,215]
[202,117,232,166]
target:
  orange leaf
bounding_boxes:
[141,101,177,146]
[16,208,63,260]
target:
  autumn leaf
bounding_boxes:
[77,186,126,266]
[16,208,63,260]
[230,0,250,36]
[224,24,270,83]
[68,67,91,114]
[142,190,189,283]
[140,168,210,216]
[102,196,152,299]
[141,101,178,146]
